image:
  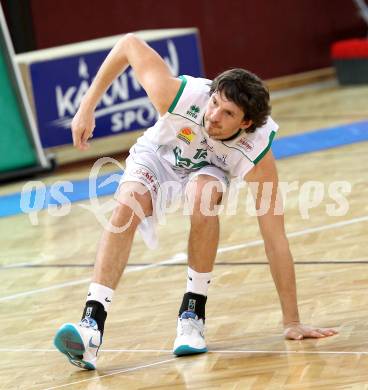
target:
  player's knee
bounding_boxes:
[109,202,139,231]
[187,175,223,217]
[113,183,153,227]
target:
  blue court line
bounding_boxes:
[272,120,368,159]
[1,120,367,218]
[0,172,123,218]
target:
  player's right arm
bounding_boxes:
[245,151,337,339]
[71,33,181,150]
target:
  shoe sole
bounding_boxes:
[54,323,95,370]
[173,345,208,356]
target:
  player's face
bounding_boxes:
[204,91,252,140]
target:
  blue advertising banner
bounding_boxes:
[30,33,204,148]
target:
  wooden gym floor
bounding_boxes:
[1,81,368,389]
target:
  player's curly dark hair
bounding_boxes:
[209,68,271,133]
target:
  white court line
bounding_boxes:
[1,214,368,303]
[217,215,368,253]
[0,256,185,302]
[1,347,368,356]
[2,260,43,269]
[3,348,367,389]
[210,349,368,355]
[270,80,338,100]
[43,357,178,390]
[0,278,91,302]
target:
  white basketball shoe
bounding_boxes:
[173,311,208,356]
[54,317,101,370]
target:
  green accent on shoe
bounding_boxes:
[54,323,96,370]
[54,324,85,356]
[68,354,95,370]
[173,345,208,356]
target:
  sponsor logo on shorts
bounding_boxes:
[133,167,158,194]
[177,127,195,145]
[237,137,254,152]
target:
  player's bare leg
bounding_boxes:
[54,182,152,369]
[93,182,153,288]
[174,175,223,356]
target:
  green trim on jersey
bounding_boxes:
[221,130,277,165]
[168,75,187,113]
[253,130,276,164]
[220,142,253,163]
[170,112,203,126]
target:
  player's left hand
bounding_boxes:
[283,323,338,340]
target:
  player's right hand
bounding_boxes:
[71,107,96,151]
[283,323,338,340]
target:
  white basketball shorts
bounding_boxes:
[116,143,229,249]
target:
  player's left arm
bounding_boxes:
[244,150,338,339]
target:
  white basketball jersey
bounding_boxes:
[136,75,279,180]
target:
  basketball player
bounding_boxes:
[54,33,337,370]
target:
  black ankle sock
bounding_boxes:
[179,292,207,321]
[82,300,107,335]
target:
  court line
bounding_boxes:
[1,347,368,356]
[10,347,368,389]
[1,215,367,302]
[42,357,178,390]
[0,278,92,302]
[1,119,368,219]
[210,349,368,355]
[0,255,185,302]
[1,260,45,268]
[216,215,368,254]
[2,258,368,269]
[272,114,368,120]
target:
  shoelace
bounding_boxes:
[180,317,204,336]
[80,317,96,328]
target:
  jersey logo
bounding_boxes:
[200,138,214,152]
[215,154,228,166]
[237,137,254,152]
[177,127,195,145]
[173,147,210,170]
[186,105,200,119]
